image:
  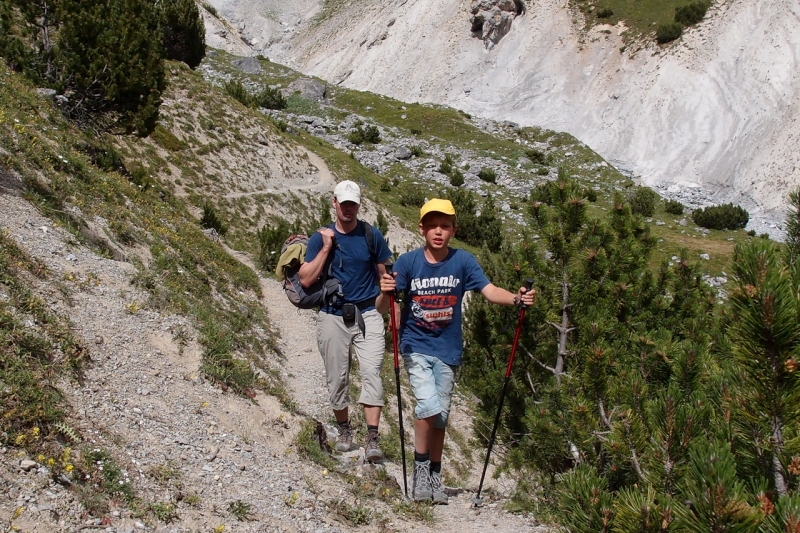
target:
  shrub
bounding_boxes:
[151,125,187,152]
[628,187,658,217]
[478,167,497,183]
[438,154,455,175]
[379,177,392,192]
[747,229,757,237]
[256,218,294,272]
[657,22,683,43]
[691,203,749,230]
[362,125,381,144]
[347,129,364,145]
[525,148,549,165]
[1,0,165,134]
[201,204,227,236]
[376,210,389,238]
[273,119,288,132]
[400,187,427,208]
[597,8,614,18]
[531,182,553,205]
[438,159,453,175]
[449,169,465,187]
[158,0,206,69]
[664,199,684,215]
[223,79,252,107]
[200,1,218,18]
[584,188,598,203]
[252,86,286,110]
[675,0,710,26]
[347,124,381,145]
[410,128,422,136]
[410,145,426,157]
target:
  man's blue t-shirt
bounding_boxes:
[393,247,490,366]
[305,222,392,315]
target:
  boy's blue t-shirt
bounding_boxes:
[305,222,392,315]
[393,247,490,366]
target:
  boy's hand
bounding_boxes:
[517,286,536,307]
[380,272,397,294]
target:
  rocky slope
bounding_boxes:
[206,0,800,234]
[0,187,548,532]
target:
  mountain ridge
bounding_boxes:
[207,0,799,235]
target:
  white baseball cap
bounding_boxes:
[334,180,361,204]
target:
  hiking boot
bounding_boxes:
[364,432,385,462]
[412,460,433,502]
[431,470,449,505]
[335,425,356,452]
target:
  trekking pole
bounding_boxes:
[385,264,408,498]
[473,278,534,507]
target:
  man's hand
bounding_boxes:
[318,227,335,250]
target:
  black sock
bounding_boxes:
[430,461,441,474]
[367,424,379,435]
[414,451,430,463]
[338,420,350,429]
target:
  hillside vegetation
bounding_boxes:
[2,1,800,531]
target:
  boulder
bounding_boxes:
[394,146,413,160]
[232,56,261,74]
[470,0,524,48]
[286,78,327,101]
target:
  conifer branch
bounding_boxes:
[598,398,613,429]
[622,419,647,483]
[522,345,556,374]
[525,371,536,395]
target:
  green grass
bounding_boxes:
[574,0,703,41]
[0,230,87,444]
[0,59,285,405]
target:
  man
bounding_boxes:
[299,180,392,461]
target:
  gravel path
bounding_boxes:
[1,187,550,532]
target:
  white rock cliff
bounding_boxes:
[209,0,800,229]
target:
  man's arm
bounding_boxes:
[298,228,335,288]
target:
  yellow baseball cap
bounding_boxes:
[419,198,456,223]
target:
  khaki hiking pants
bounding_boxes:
[316,309,385,410]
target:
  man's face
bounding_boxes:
[334,199,360,223]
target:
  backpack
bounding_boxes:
[276,220,378,309]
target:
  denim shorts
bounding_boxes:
[402,352,457,429]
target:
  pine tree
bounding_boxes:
[0,0,61,80]
[727,240,800,496]
[461,169,722,529]
[157,0,205,69]
[56,0,165,134]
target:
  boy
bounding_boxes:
[376,198,535,504]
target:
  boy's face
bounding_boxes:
[419,213,456,251]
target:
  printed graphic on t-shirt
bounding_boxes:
[410,295,456,330]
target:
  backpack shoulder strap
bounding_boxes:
[360,220,378,264]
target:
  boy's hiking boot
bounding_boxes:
[412,460,433,502]
[430,470,449,504]
[364,432,384,462]
[335,425,356,452]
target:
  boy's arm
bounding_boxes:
[481,283,536,307]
